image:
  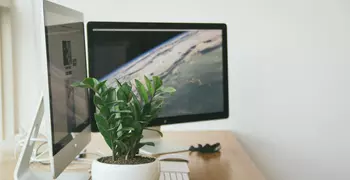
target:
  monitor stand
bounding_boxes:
[14,97,89,180]
[139,127,189,155]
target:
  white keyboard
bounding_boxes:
[159,161,190,180]
[160,172,189,180]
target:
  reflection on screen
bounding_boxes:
[91,29,224,118]
[46,23,89,152]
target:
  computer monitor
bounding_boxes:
[86,22,228,154]
[14,1,91,180]
[44,1,90,179]
[86,22,229,131]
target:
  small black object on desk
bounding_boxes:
[189,143,221,153]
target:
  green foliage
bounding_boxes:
[72,76,175,161]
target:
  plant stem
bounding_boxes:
[110,133,115,161]
[125,150,129,161]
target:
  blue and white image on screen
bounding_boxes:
[99,30,224,118]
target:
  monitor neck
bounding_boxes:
[142,126,162,142]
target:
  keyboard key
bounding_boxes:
[164,172,171,180]
[160,172,189,180]
[160,161,190,173]
[177,173,183,180]
[170,173,177,180]
[182,173,189,180]
[159,172,165,180]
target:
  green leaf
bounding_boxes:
[117,83,131,102]
[96,80,107,92]
[116,123,124,138]
[122,82,132,91]
[110,110,131,120]
[117,127,135,133]
[94,113,112,149]
[93,95,104,106]
[142,103,151,114]
[106,88,117,103]
[144,128,163,137]
[106,118,121,132]
[152,76,163,91]
[131,121,142,133]
[121,83,133,102]
[119,133,133,141]
[152,94,165,103]
[107,120,121,132]
[121,115,134,120]
[94,114,108,128]
[139,121,149,124]
[159,87,176,94]
[83,78,99,90]
[144,76,154,96]
[114,120,121,128]
[142,103,152,121]
[150,107,162,119]
[106,113,118,124]
[151,98,164,109]
[117,90,127,102]
[99,106,110,118]
[111,110,132,114]
[130,93,141,122]
[135,79,149,103]
[71,82,90,88]
[101,87,116,98]
[71,82,81,87]
[105,100,125,106]
[107,126,117,132]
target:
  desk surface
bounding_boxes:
[0,131,265,180]
[156,131,265,180]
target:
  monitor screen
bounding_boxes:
[45,22,90,155]
[87,22,228,129]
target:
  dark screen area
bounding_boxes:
[92,31,183,79]
[45,23,89,155]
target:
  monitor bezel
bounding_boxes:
[87,21,229,130]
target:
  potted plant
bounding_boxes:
[72,76,175,180]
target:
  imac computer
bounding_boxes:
[14,1,90,179]
[86,22,229,154]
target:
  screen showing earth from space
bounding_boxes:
[91,29,224,118]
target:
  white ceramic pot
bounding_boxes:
[91,157,159,180]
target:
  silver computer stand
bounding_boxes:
[139,126,189,155]
[14,96,89,180]
[14,97,49,180]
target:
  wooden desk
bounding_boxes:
[155,131,265,180]
[0,131,265,180]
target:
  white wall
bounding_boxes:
[0,0,10,7]
[55,0,350,180]
[11,0,49,136]
[0,5,15,140]
[229,1,350,180]
[12,0,350,179]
